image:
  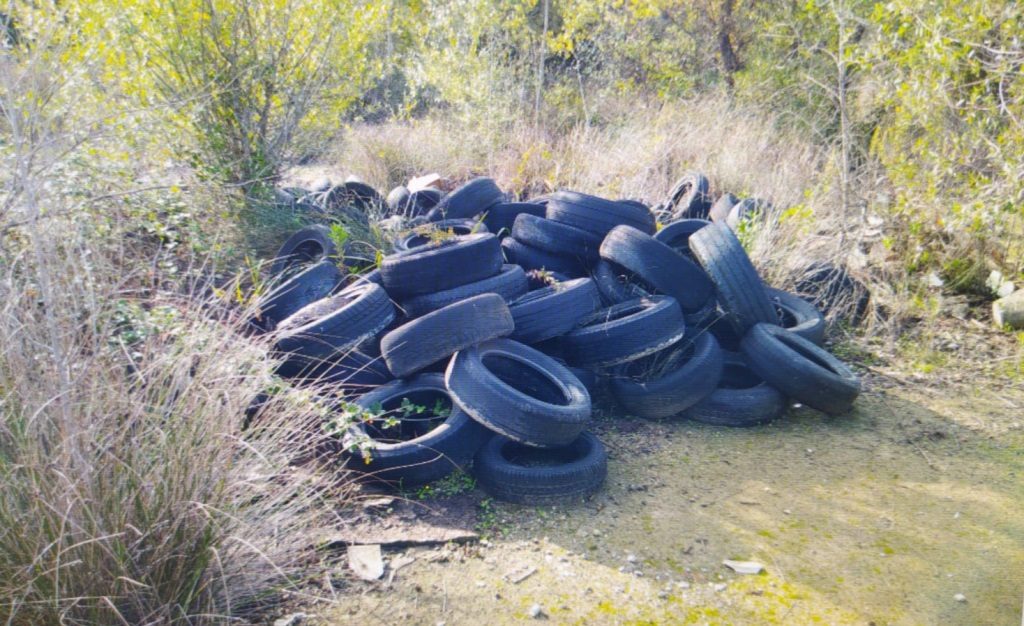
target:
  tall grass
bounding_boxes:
[323,96,882,325]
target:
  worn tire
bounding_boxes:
[708,192,739,223]
[473,432,607,505]
[284,338,394,394]
[546,190,656,237]
[741,323,860,415]
[686,354,787,427]
[275,283,396,369]
[610,331,723,419]
[483,202,547,237]
[435,177,504,220]
[591,259,652,305]
[600,225,713,311]
[381,294,514,378]
[501,237,587,276]
[690,223,778,334]
[563,296,687,368]
[381,233,503,298]
[726,197,771,230]
[653,219,711,260]
[269,225,341,277]
[256,260,342,330]
[392,219,488,254]
[767,288,826,345]
[400,264,529,319]
[345,374,491,485]
[508,277,602,344]
[512,213,604,264]
[446,338,591,447]
[667,172,712,220]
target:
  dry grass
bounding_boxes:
[324,97,886,326]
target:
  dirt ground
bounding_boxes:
[292,364,1024,626]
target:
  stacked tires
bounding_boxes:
[254,174,862,507]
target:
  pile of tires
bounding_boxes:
[251,173,862,506]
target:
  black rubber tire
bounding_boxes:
[546,190,656,237]
[403,188,442,218]
[726,197,771,230]
[344,374,490,485]
[256,260,342,330]
[686,354,787,427]
[392,219,489,254]
[590,259,652,305]
[435,177,504,220]
[400,264,529,319]
[386,185,410,214]
[501,237,587,276]
[283,338,394,394]
[653,219,711,259]
[793,262,870,325]
[380,233,503,298]
[667,172,712,220]
[483,202,546,237]
[269,225,341,277]
[562,296,687,368]
[275,283,396,369]
[600,225,713,312]
[689,223,778,334]
[684,295,718,328]
[323,181,382,213]
[473,432,607,505]
[741,323,860,415]
[709,192,739,223]
[381,294,514,378]
[512,213,604,264]
[609,331,723,419]
[446,338,591,447]
[508,277,602,344]
[767,288,826,345]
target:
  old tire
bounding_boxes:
[512,213,604,264]
[345,374,491,485]
[269,225,340,277]
[667,172,712,220]
[708,192,739,223]
[483,202,547,237]
[740,323,860,415]
[501,237,587,276]
[473,432,607,505]
[600,225,713,311]
[275,283,396,369]
[381,294,514,378]
[689,223,778,334]
[392,219,488,254]
[609,331,723,419]
[256,259,342,330]
[400,264,529,319]
[446,338,591,447]
[653,218,711,260]
[508,277,602,344]
[563,296,687,368]
[434,177,504,221]
[686,354,787,427]
[381,233,503,298]
[767,288,826,345]
[546,190,656,237]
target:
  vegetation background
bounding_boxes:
[1,0,1022,623]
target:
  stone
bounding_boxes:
[348,545,384,581]
[993,289,1024,329]
[528,604,547,619]
[954,593,967,603]
[723,560,765,575]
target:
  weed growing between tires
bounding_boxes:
[254,173,867,510]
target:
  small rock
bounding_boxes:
[273,613,306,626]
[676,581,691,590]
[723,560,765,575]
[528,604,547,619]
[592,529,602,537]
[954,593,967,603]
[783,509,792,515]
[714,583,728,592]
[626,554,638,563]
[348,545,384,581]
[505,565,538,584]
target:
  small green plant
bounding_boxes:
[329,223,350,253]
[475,498,508,538]
[414,470,476,500]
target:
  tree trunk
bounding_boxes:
[717,0,741,90]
